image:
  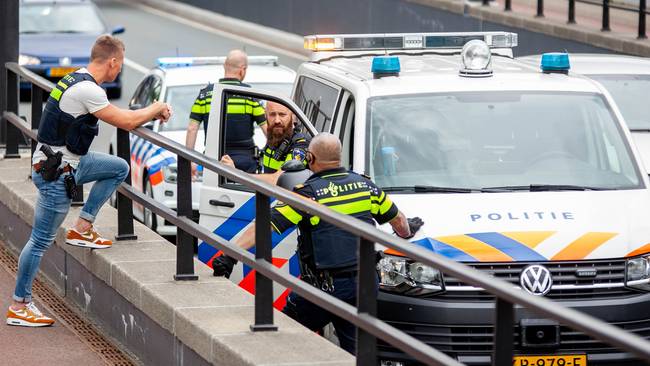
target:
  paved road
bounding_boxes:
[0,250,106,366]
[19,0,304,154]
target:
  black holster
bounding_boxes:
[38,145,63,182]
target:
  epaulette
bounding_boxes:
[294,183,305,190]
[360,173,372,180]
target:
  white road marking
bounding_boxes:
[114,0,308,62]
[123,57,149,75]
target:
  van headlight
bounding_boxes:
[162,164,177,184]
[377,255,444,296]
[626,255,650,291]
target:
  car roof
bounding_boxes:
[21,0,91,4]
[519,53,650,75]
[159,64,296,87]
[310,53,603,97]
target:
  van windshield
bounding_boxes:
[588,75,650,131]
[366,92,641,191]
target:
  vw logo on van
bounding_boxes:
[520,265,553,296]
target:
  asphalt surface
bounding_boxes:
[0,251,106,366]
[19,0,303,154]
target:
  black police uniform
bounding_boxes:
[270,167,399,354]
[38,71,100,156]
[189,78,266,172]
[260,130,310,173]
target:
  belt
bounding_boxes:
[33,161,73,174]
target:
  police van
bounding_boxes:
[198,32,650,365]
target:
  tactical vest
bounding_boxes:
[37,71,100,155]
[261,131,309,173]
[297,169,376,270]
[194,79,262,149]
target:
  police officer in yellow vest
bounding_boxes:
[213,133,423,354]
[220,101,310,185]
[185,49,267,174]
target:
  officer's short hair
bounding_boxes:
[90,35,125,62]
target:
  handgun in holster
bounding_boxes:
[38,144,63,182]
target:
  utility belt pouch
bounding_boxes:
[38,145,63,182]
[63,173,77,199]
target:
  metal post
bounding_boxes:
[639,0,647,39]
[356,238,377,365]
[568,0,576,24]
[250,192,278,331]
[492,298,514,366]
[0,0,19,145]
[505,0,512,11]
[174,155,198,280]
[536,0,544,17]
[115,128,137,241]
[4,69,20,158]
[602,0,611,31]
[30,84,42,159]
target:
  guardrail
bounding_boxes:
[484,0,648,39]
[4,61,650,366]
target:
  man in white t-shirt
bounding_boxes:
[6,35,172,328]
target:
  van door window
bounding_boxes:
[294,76,339,132]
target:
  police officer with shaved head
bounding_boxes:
[186,49,267,174]
[212,132,423,354]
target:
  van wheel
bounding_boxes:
[143,177,157,231]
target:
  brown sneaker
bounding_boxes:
[66,227,112,249]
[6,302,54,327]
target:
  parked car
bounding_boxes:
[114,56,295,236]
[19,0,125,99]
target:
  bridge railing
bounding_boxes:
[483,0,648,39]
[4,61,650,366]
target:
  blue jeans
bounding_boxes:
[13,152,128,302]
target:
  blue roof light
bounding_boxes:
[371,56,401,78]
[157,57,194,68]
[540,52,570,73]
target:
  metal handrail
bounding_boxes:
[493,0,647,39]
[4,61,650,365]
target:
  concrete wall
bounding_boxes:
[0,157,354,366]
[173,0,611,56]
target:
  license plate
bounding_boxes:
[48,67,79,77]
[513,355,587,366]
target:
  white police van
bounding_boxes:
[520,54,650,178]
[111,56,295,236]
[198,32,650,365]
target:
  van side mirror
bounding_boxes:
[129,103,142,110]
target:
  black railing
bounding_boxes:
[4,61,650,365]
[485,0,648,39]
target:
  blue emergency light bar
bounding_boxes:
[157,56,279,69]
[304,32,518,52]
[540,52,570,73]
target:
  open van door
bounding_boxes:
[198,84,317,308]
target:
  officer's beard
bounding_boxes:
[267,123,293,148]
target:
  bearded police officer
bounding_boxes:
[185,49,267,175]
[213,133,423,354]
[6,35,171,328]
[220,101,310,184]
